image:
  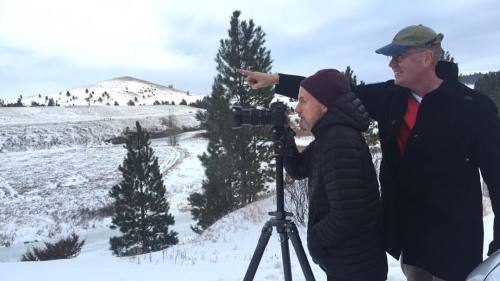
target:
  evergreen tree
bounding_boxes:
[16,95,23,107]
[440,50,456,63]
[190,96,210,109]
[343,65,365,89]
[109,122,178,256]
[343,66,379,149]
[475,71,500,116]
[189,82,237,233]
[188,10,274,232]
[459,72,485,85]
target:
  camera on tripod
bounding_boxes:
[231,102,288,129]
[232,100,316,281]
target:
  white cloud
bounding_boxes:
[157,0,367,37]
[0,0,195,70]
[0,0,499,99]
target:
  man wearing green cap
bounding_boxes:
[238,24,500,281]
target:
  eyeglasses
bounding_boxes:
[389,48,428,63]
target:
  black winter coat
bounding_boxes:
[283,92,388,280]
[276,62,500,281]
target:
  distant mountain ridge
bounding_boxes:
[7,76,205,107]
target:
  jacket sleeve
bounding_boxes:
[275,72,396,121]
[276,74,395,122]
[352,82,395,121]
[309,135,371,248]
[282,128,313,180]
[474,95,500,255]
[274,74,305,100]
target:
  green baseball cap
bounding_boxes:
[375,24,444,56]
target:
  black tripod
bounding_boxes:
[243,114,316,281]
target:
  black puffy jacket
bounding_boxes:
[284,92,388,280]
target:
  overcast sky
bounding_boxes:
[1,0,499,99]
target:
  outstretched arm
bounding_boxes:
[237,69,279,89]
[237,69,305,100]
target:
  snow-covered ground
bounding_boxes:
[0,105,495,281]
[0,105,200,152]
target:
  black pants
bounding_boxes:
[327,275,385,281]
[321,263,387,281]
[327,276,350,281]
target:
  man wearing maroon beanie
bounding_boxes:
[295,69,351,130]
[283,69,388,281]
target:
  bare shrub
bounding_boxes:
[21,233,85,261]
[161,112,181,146]
[0,232,15,247]
[285,175,309,226]
[78,204,114,220]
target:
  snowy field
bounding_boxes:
[0,105,200,152]
[0,133,203,247]
[0,105,495,281]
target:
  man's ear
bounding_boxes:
[321,104,328,114]
[424,50,434,67]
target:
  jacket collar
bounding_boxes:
[424,61,460,100]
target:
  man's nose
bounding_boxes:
[388,57,397,68]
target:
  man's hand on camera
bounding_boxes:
[281,127,296,150]
[283,114,291,129]
[237,69,279,90]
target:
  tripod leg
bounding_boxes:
[243,221,274,281]
[279,226,293,281]
[288,222,316,281]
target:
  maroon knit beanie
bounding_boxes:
[299,69,351,108]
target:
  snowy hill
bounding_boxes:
[5,76,205,107]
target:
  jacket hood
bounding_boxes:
[311,92,371,137]
[436,61,459,81]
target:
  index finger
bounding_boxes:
[236,69,251,76]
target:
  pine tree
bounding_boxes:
[189,10,274,232]
[440,50,456,64]
[343,65,365,89]
[189,81,237,233]
[16,95,23,107]
[109,121,178,256]
[343,66,379,149]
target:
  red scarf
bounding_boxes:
[397,95,420,155]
